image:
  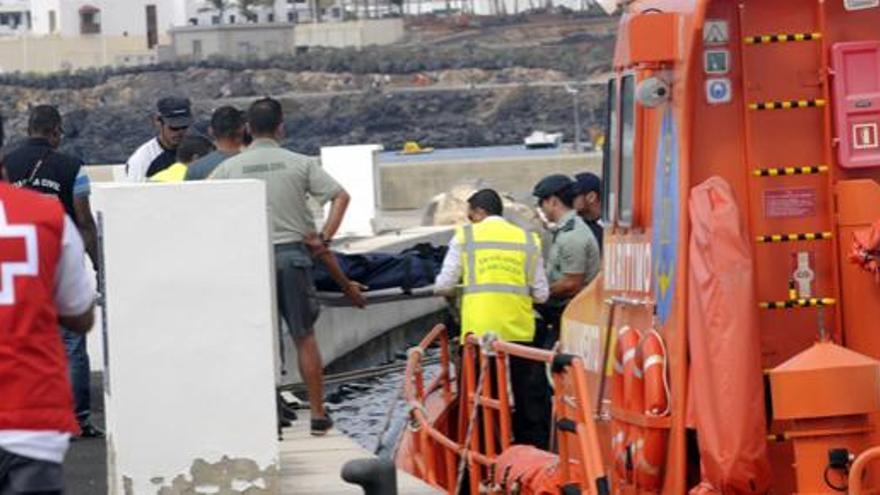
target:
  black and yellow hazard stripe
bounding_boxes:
[744,32,822,44]
[749,99,826,110]
[755,232,833,243]
[759,298,836,309]
[753,165,828,176]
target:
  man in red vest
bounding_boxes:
[0,163,95,494]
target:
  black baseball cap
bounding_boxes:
[575,172,601,195]
[533,174,575,200]
[157,96,193,128]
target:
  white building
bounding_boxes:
[187,0,293,25]
[409,0,593,15]
[0,0,30,35]
[25,0,302,39]
[27,0,201,42]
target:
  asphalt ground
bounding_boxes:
[64,374,107,495]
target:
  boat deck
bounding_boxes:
[281,411,439,494]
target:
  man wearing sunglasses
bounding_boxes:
[126,96,193,182]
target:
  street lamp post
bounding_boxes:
[565,84,582,152]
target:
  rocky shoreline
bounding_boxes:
[0,19,615,163]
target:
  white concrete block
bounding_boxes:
[321,145,383,237]
[93,180,280,494]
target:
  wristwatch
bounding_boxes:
[319,232,332,246]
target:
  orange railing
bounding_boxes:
[403,324,609,494]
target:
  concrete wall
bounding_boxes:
[171,22,295,60]
[0,34,158,72]
[294,18,404,48]
[380,151,603,210]
[95,180,279,494]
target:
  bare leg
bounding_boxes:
[294,332,326,419]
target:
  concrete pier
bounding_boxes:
[281,412,438,494]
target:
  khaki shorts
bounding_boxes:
[275,242,321,339]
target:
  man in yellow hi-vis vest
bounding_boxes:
[435,189,552,449]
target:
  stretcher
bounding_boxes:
[316,286,439,307]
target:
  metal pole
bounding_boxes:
[566,85,581,151]
[573,90,582,151]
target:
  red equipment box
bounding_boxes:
[832,41,880,169]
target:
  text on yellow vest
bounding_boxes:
[456,219,540,343]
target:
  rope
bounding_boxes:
[374,348,423,455]
[455,345,491,495]
[374,383,405,455]
[278,356,442,393]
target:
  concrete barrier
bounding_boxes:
[378,150,602,210]
[94,180,280,494]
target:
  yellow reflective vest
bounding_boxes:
[456,219,540,343]
[149,162,188,183]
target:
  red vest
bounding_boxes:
[0,183,78,433]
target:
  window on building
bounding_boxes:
[267,13,275,22]
[618,74,637,226]
[602,77,618,224]
[211,15,220,25]
[0,14,9,26]
[192,40,203,58]
[145,5,158,49]
[79,6,101,35]
[48,10,56,33]
[229,14,236,23]
[288,11,297,22]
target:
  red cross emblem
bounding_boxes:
[0,201,38,305]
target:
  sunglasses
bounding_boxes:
[159,118,189,132]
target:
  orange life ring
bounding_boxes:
[636,329,670,490]
[612,325,644,482]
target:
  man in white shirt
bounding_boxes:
[125,96,193,182]
[434,188,553,449]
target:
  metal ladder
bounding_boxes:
[737,0,842,341]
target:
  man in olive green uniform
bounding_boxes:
[532,174,601,348]
[209,97,365,436]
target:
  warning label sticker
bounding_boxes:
[764,188,818,218]
[853,122,879,150]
